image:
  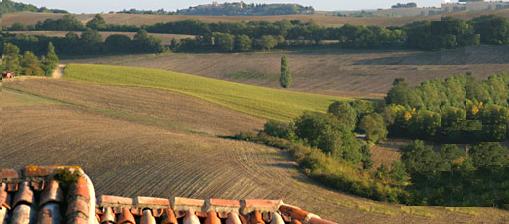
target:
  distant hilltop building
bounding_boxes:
[442,0,509,12]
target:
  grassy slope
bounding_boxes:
[64,64,343,121]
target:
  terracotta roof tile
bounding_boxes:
[100,207,116,224]
[40,180,64,206]
[118,207,136,224]
[183,210,200,224]
[98,195,134,208]
[135,197,170,209]
[12,182,34,208]
[173,197,205,212]
[11,204,33,224]
[225,212,242,224]
[140,209,157,224]
[204,211,221,224]
[160,209,177,224]
[0,166,337,224]
[241,200,282,214]
[0,168,20,180]
[38,203,62,224]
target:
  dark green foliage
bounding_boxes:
[405,17,479,50]
[2,43,21,73]
[470,142,509,169]
[257,35,278,50]
[21,51,44,76]
[401,141,509,207]
[35,15,85,31]
[133,29,164,53]
[212,32,235,52]
[234,35,252,51]
[105,34,132,53]
[0,0,66,16]
[232,132,407,203]
[384,74,509,142]
[471,15,509,45]
[177,2,314,16]
[41,42,59,76]
[280,55,292,88]
[359,113,387,143]
[86,14,107,30]
[327,101,358,131]
[293,112,363,163]
[263,120,292,139]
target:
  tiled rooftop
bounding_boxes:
[0,166,337,224]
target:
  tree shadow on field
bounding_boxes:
[354,45,509,66]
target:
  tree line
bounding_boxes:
[1,42,59,76]
[0,29,164,56]
[6,14,509,52]
[385,73,509,143]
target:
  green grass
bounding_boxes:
[64,64,345,121]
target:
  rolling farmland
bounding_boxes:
[66,46,509,98]
[7,8,509,28]
[63,64,344,121]
[3,79,509,223]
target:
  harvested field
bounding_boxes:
[64,64,344,121]
[7,9,509,28]
[2,81,509,223]
[66,46,509,98]
[7,31,195,44]
[5,79,264,136]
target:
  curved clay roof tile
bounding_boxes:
[278,205,309,221]
[290,220,302,224]
[10,204,33,224]
[270,213,284,224]
[140,210,156,224]
[100,207,116,224]
[0,183,9,209]
[39,180,63,206]
[72,177,91,201]
[161,209,177,224]
[37,203,62,224]
[183,210,200,224]
[225,212,242,224]
[250,211,265,224]
[0,206,7,224]
[66,197,90,218]
[204,211,221,224]
[12,182,34,208]
[117,208,135,224]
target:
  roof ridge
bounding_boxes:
[0,165,337,224]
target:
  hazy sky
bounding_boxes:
[17,0,447,13]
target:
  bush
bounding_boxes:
[263,120,292,139]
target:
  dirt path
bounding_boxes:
[52,64,65,79]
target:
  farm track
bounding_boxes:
[2,80,509,223]
[67,46,509,98]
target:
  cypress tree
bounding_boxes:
[21,51,44,76]
[280,55,292,88]
[42,42,59,76]
[2,43,21,73]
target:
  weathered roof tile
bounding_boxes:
[40,180,64,206]
[135,197,170,209]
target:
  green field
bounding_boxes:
[64,64,344,121]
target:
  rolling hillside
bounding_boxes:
[63,64,344,121]
[3,79,509,223]
[6,8,509,28]
[66,46,509,98]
